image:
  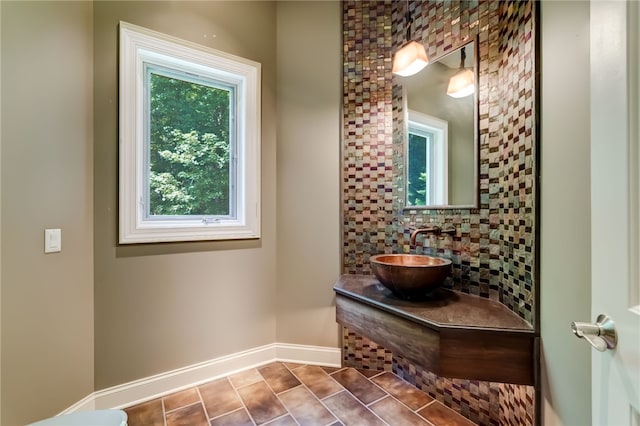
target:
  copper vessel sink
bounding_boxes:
[370,254,452,300]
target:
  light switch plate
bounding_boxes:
[45,229,61,253]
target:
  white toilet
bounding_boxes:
[27,409,127,426]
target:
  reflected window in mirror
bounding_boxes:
[407,110,448,206]
[401,39,478,209]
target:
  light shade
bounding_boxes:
[392,41,429,77]
[446,68,475,98]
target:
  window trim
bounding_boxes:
[119,22,261,244]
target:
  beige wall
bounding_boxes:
[1,2,95,425]
[540,1,592,425]
[275,1,341,347]
[93,1,279,389]
[0,0,340,420]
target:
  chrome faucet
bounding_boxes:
[409,225,456,245]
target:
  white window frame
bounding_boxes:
[119,22,261,244]
[407,109,448,206]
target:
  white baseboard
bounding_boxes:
[60,343,341,415]
[274,343,342,367]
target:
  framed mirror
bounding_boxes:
[403,39,478,209]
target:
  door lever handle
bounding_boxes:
[571,314,617,352]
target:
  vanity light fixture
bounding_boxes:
[446,46,475,98]
[392,1,428,77]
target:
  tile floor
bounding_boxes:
[124,362,476,426]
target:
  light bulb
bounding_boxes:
[447,68,475,98]
[392,41,429,77]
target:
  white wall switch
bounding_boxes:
[45,228,62,253]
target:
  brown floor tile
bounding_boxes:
[322,391,387,426]
[165,403,208,426]
[199,378,243,419]
[263,414,299,425]
[229,367,263,388]
[371,372,434,410]
[355,368,382,378]
[278,385,337,425]
[210,408,254,426]
[292,365,344,399]
[330,368,387,405]
[258,362,301,393]
[123,362,477,426]
[284,362,305,370]
[237,380,288,425]
[418,401,476,426]
[124,399,164,426]
[370,396,432,426]
[163,387,200,412]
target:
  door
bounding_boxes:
[590,1,640,424]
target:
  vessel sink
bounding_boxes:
[369,254,452,300]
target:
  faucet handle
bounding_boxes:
[440,225,456,235]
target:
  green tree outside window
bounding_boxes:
[148,73,232,216]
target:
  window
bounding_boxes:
[119,22,260,243]
[406,110,448,206]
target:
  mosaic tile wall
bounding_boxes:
[342,0,536,324]
[499,382,535,426]
[341,1,537,425]
[391,0,503,304]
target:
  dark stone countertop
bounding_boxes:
[334,274,533,333]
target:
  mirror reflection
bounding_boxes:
[404,40,477,208]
